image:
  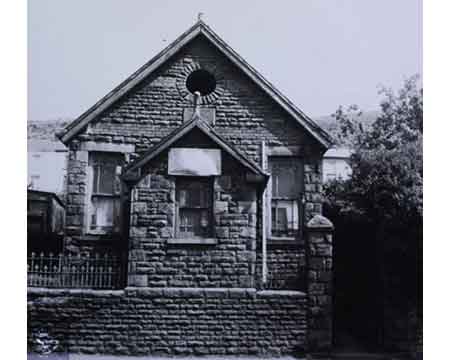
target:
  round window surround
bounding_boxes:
[176,63,224,105]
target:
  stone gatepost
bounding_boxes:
[306,214,334,354]
[127,186,150,288]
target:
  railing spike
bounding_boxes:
[28,252,123,290]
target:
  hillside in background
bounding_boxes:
[27,118,72,141]
[315,110,380,134]
[27,111,380,143]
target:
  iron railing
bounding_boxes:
[27,252,124,289]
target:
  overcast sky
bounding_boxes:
[28,0,422,121]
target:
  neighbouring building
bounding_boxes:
[27,189,65,254]
[322,147,352,182]
[27,140,68,196]
[28,20,336,356]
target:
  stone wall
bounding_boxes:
[128,149,259,288]
[62,36,325,252]
[65,150,88,240]
[256,246,307,290]
[306,215,334,353]
[28,287,307,356]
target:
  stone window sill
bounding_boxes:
[267,237,301,246]
[85,230,120,237]
[79,233,120,241]
[167,238,217,245]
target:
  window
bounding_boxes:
[176,178,213,238]
[186,69,216,96]
[88,152,123,234]
[268,157,302,238]
[324,159,337,181]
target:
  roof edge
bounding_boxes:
[122,118,268,181]
[59,20,333,149]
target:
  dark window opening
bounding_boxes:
[176,178,213,238]
[186,69,216,96]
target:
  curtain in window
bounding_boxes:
[268,157,302,238]
[88,152,123,233]
[176,178,212,238]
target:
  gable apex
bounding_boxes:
[122,117,268,182]
[58,20,332,148]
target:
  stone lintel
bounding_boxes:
[80,141,135,153]
[267,146,302,156]
[167,238,218,245]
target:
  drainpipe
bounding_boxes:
[261,141,267,285]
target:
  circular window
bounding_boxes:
[186,69,216,96]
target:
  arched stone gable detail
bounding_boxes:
[176,60,226,105]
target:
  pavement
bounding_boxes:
[27,354,419,360]
[28,355,302,360]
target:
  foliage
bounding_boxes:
[323,75,423,329]
[324,75,423,225]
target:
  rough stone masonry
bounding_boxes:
[29,22,334,356]
[28,287,307,356]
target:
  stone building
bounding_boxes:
[322,147,352,182]
[28,140,68,196]
[29,20,335,356]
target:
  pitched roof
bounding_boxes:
[58,20,333,148]
[122,117,268,181]
[28,189,65,208]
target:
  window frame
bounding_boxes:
[174,177,214,240]
[267,156,303,242]
[85,152,124,236]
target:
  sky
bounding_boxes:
[28,0,422,121]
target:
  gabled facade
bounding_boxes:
[58,20,332,289]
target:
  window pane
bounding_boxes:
[272,207,288,233]
[90,197,120,230]
[97,165,115,194]
[176,178,212,238]
[271,199,299,237]
[179,209,210,237]
[278,167,298,197]
[177,179,210,208]
[269,158,302,198]
[90,152,123,195]
[92,165,99,193]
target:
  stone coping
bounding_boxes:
[28,287,306,298]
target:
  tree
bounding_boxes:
[324,75,422,350]
[325,75,422,223]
